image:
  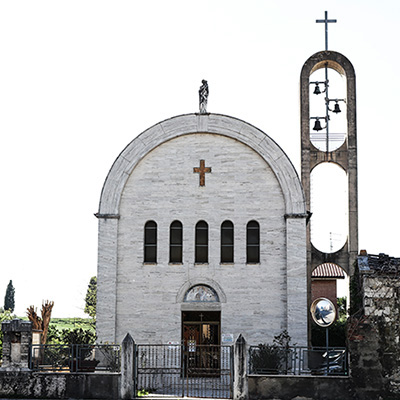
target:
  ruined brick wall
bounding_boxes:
[349,273,400,399]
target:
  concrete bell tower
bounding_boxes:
[300,12,358,289]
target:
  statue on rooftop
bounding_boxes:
[199,80,209,114]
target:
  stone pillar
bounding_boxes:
[286,215,308,347]
[120,333,136,400]
[234,334,248,400]
[96,216,119,343]
[1,318,32,370]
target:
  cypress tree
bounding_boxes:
[4,280,15,313]
[84,276,97,319]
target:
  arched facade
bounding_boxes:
[96,113,308,346]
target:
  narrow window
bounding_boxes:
[170,220,183,263]
[221,220,234,263]
[195,221,208,263]
[246,220,260,264]
[144,221,157,263]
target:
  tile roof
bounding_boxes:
[312,263,346,279]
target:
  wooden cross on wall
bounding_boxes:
[193,160,211,186]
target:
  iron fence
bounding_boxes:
[136,343,233,398]
[30,344,120,372]
[249,345,348,376]
[136,344,183,396]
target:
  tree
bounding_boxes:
[27,300,54,344]
[4,280,15,312]
[84,276,97,319]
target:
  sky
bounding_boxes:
[0,0,399,317]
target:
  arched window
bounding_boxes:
[195,221,208,263]
[246,220,260,264]
[184,285,219,302]
[144,221,157,263]
[170,220,183,263]
[221,220,234,263]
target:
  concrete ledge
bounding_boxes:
[0,371,119,399]
[248,374,353,400]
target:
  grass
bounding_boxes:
[17,316,95,332]
[50,317,95,332]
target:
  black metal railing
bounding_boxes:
[136,343,233,398]
[249,345,348,376]
[30,343,120,372]
[136,344,183,396]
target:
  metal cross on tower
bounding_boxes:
[316,11,337,51]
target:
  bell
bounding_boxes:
[313,119,323,131]
[313,84,321,95]
[333,103,341,113]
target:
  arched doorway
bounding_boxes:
[182,285,221,377]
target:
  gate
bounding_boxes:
[136,343,233,398]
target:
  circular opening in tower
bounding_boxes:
[310,162,348,253]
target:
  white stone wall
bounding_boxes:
[97,114,307,346]
[115,134,285,344]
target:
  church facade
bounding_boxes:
[96,113,308,346]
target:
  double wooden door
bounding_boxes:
[182,311,220,376]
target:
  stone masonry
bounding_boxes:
[1,319,32,370]
[96,113,308,347]
[348,253,400,399]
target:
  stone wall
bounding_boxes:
[115,133,290,345]
[0,371,119,399]
[248,375,353,400]
[96,113,308,347]
[348,253,400,399]
[1,319,32,369]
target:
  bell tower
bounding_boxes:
[300,12,358,285]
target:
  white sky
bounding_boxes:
[1,0,399,317]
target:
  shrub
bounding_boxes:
[61,328,96,345]
[250,330,293,374]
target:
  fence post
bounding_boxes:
[234,334,248,400]
[121,333,136,400]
